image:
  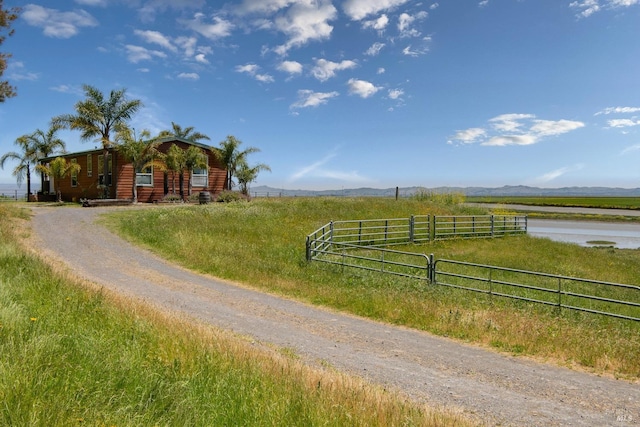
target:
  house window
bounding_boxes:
[136,165,153,186]
[191,159,208,188]
[87,154,92,177]
[98,154,112,186]
[71,159,78,187]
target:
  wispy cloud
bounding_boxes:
[621,144,640,155]
[125,45,167,63]
[533,164,585,183]
[570,0,639,18]
[595,106,640,115]
[448,114,585,146]
[235,63,274,83]
[289,149,369,183]
[182,13,234,40]
[311,59,358,82]
[343,0,410,21]
[22,5,98,38]
[290,89,339,109]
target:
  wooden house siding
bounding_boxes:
[40,138,226,203]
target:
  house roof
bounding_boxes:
[40,137,219,162]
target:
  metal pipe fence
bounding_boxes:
[434,215,527,239]
[306,215,639,321]
[434,259,640,322]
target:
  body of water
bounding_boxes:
[528,219,640,249]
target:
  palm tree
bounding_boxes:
[236,159,271,196]
[164,143,186,197]
[217,135,260,191]
[36,157,81,202]
[158,122,210,143]
[184,145,208,196]
[27,125,66,194]
[52,84,142,198]
[115,127,163,203]
[0,135,37,199]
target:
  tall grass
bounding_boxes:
[0,203,471,426]
[104,198,640,379]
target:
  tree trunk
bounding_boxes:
[179,172,184,200]
[26,168,32,202]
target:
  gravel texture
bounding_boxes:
[29,206,639,426]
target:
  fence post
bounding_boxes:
[491,215,495,237]
[305,236,311,261]
[429,254,435,284]
[558,277,562,313]
[330,221,334,243]
[409,216,415,242]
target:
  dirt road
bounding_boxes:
[30,206,639,426]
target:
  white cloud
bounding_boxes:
[289,150,369,183]
[402,36,432,56]
[75,0,107,5]
[534,164,585,183]
[529,119,585,136]
[311,59,358,82]
[608,119,640,128]
[235,63,274,83]
[621,144,640,155]
[430,3,439,10]
[347,79,381,98]
[177,72,200,80]
[397,12,427,37]
[377,67,386,74]
[570,0,639,18]
[277,60,303,75]
[273,1,338,55]
[388,89,404,99]
[234,0,297,15]
[22,5,98,38]
[291,89,339,109]
[448,128,487,144]
[489,113,536,132]
[479,0,489,7]
[450,114,585,146]
[138,0,205,23]
[595,106,640,115]
[365,42,386,56]
[362,14,389,31]
[134,29,177,52]
[125,45,167,63]
[194,53,209,64]
[183,13,234,40]
[343,0,410,20]
[7,62,38,81]
[482,134,538,146]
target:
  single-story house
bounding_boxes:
[39,137,226,203]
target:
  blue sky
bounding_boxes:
[1,0,639,191]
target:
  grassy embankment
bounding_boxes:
[0,203,469,426]
[103,196,640,380]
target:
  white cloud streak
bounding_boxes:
[449,114,585,147]
[22,5,98,38]
[311,59,358,82]
[342,0,410,20]
[290,89,339,109]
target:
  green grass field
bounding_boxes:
[102,197,640,379]
[0,203,469,426]
[467,196,640,209]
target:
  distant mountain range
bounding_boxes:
[249,185,640,197]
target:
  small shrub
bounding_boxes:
[162,194,182,203]
[413,188,465,205]
[216,191,244,203]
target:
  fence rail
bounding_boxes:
[434,215,527,239]
[305,215,639,322]
[434,259,640,321]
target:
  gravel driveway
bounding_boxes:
[30,206,639,426]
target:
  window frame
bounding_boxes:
[98,154,112,186]
[135,164,153,187]
[191,157,209,188]
[87,154,92,177]
[70,158,78,187]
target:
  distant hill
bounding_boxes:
[249,185,640,197]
